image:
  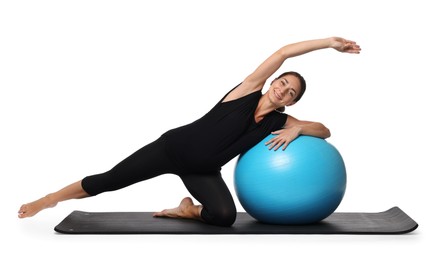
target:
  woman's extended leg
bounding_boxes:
[18,137,176,218]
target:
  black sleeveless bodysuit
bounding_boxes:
[162,85,288,172]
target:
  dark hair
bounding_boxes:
[275,71,307,112]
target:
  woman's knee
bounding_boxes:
[202,205,237,227]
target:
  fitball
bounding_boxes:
[234,135,347,225]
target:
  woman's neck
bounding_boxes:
[254,94,277,123]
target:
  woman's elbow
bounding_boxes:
[319,123,331,139]
[323,127,331,139]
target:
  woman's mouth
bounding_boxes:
[274,89,282,100]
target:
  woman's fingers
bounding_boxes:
[265,136,287,151]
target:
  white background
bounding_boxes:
[1,0,440,259]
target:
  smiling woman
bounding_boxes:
[270,71,306,113]
[18,36,360,227]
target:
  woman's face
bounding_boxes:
[269,75,301,107]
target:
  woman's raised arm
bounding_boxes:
[243,37,361,91]
[223,37,360,102]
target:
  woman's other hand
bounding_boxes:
[329,37,361,54]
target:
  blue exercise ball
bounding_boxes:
[234,135,346,225]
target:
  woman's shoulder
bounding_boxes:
[221,81,262,103]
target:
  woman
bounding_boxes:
[18,36,360,227]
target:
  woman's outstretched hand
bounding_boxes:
[330,37,361,54]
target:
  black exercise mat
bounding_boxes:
[54,206,418,235]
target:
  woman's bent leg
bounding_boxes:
[167,172,237,227]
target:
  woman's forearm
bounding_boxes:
[279,38,332,59]
[266,121,331,151]
[297,122,331,139]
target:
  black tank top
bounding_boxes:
[162,85,287,172]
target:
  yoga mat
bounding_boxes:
[54,206,418,235]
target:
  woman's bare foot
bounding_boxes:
[18,195,57,218]
[153,197,203,221]
[18,181,89,219]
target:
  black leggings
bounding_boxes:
[81,137,237,227]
